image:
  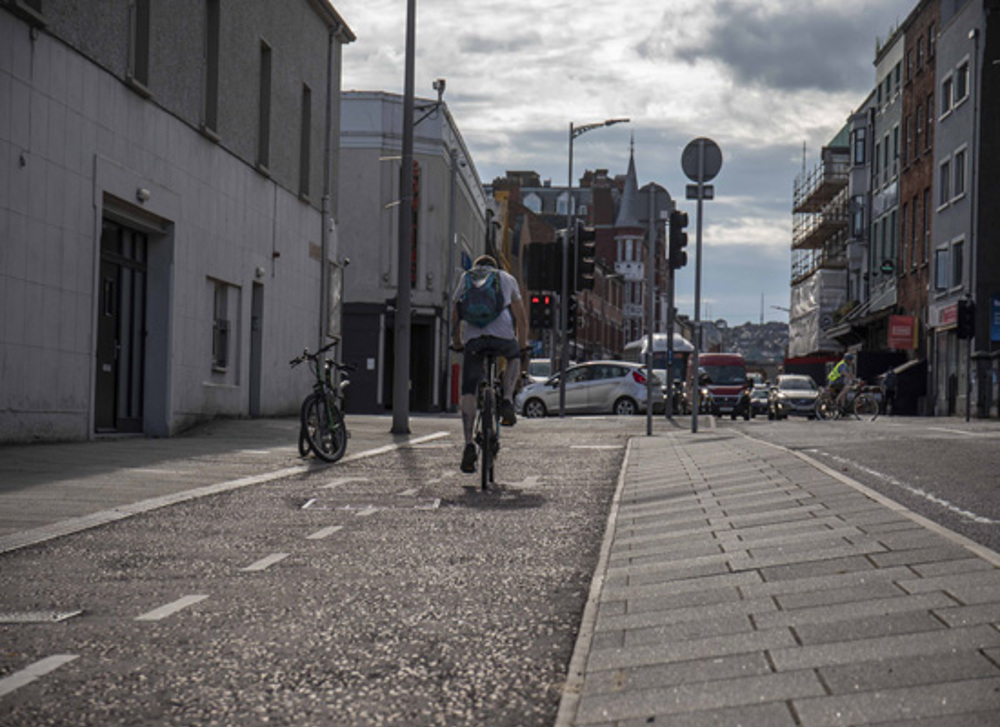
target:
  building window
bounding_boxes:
[910,196,918,269]
[257,40,272,171]
[925,94,934,149]
[903,115,911,166]
[893,62,901,93]
[914,104,922,156]
[938,159,951,207]
[955,60,970,105]
[953,147,967,199]
[900,203,908,270]
[853,127,867,165]
[940,76,953,118]
[212,281,231,371]
[892,125,899,168]
[951,240,964,288]
[906,50,914,81]
[922,187,931,263]
[874,140,881,176]
[299,84,312,199]
[128,0,151,88]
[852,195,865,237]
[935,249,949,290]
[928,23,935,59]
[917,37,924,69]
[203,0,220,133]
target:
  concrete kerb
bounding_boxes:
[0,431,450,556]
[554,436,634,727]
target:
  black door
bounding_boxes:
[95,221,147,433]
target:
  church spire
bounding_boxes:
[615,141,642,230]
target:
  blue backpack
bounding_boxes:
[457,266,504,327]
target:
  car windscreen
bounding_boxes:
[702,365,746,385]
[781,378,816,391]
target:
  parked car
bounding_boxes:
[527,359,553,384]
[768,374,820,419]
[516,361,662,418]
[749,384,770,417]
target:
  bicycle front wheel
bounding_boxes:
[480,387,495,490]
[302,393,348,462]
[854,393,879,421]
[814,394,834,421]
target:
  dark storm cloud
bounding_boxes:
[640,1,904,94]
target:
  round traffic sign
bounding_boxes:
[682,138,723,183]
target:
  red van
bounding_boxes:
[687,352,748,415]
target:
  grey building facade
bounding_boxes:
[1,1,354,441]
[337,91,488,413]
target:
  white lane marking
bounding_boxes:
[508,475,543,488]
[570,445,621,450]
[0,654,79,698]
[241,553,290,572]
[301,498,317,509]
[236,449,273,455]
[306,526,342,540]
[414,498,441,510]
[927,427,987,437]
[425,470,458,485]
[339,431,451,462]
[135,595,209,622]
[321,477,371,490]
[821,452,999,525]
[355,506,379,518]
[398,487,420,496]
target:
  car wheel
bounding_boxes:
[523,398,547,418]
[613,397,638,416]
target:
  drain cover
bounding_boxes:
[0,611,83,624]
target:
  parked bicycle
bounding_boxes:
[814,380,881,421]
[290,339,353,462]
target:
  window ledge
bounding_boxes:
[10,0,47,26]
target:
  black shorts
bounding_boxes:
[461,336,520,396]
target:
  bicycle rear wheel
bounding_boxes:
[302,393,348,462]
[854,392,879,421]
[480,387,495,490]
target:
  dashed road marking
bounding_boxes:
[507,475,544,489]
[339,431,450,462]
[241,553,290,572]
[321,477,371,490]
[306,526,342,540]
[0,654,79,698]
[397,487,420,496]
[301,498,317,509]
[135,595,209,622]
[355,506,379,518]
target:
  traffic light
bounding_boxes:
[526,242,562,291]
[669,210,689,270]
[530,295,554,330]
[957,298,975,340]
[566,295,578,336]
[574,223,596,291]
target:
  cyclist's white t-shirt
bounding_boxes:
[453,267,521,345]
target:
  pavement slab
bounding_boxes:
[557,430,1000,727]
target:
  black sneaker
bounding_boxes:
[460,443,477,473]
[500,399,517,426]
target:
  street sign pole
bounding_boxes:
[681,137,722,434]
[692,143,704,434]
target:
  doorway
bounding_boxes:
[249,282,264,417]
[95,220,148,433]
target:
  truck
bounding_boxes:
[687,352,748,415]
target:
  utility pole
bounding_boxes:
[391,0,416,435]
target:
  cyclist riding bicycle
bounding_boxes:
[828,351,856,412]
[451,255,528,473]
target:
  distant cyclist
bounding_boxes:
[828,351,856,412]
[451,255,528,473]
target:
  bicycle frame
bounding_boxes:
[291,340,351,462]
[474,351,502,490]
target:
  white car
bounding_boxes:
[515,361,662,418]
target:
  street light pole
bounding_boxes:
[559,117,629,417]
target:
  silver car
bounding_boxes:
[515,361,661,417]
[768,374,819,419]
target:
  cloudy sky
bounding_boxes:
[334,0,917,326]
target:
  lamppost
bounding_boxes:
[559,117,629,417]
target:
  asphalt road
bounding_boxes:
[719,414,1000,554]
[0,417,642,727]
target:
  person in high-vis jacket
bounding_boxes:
[828,351,855,410]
